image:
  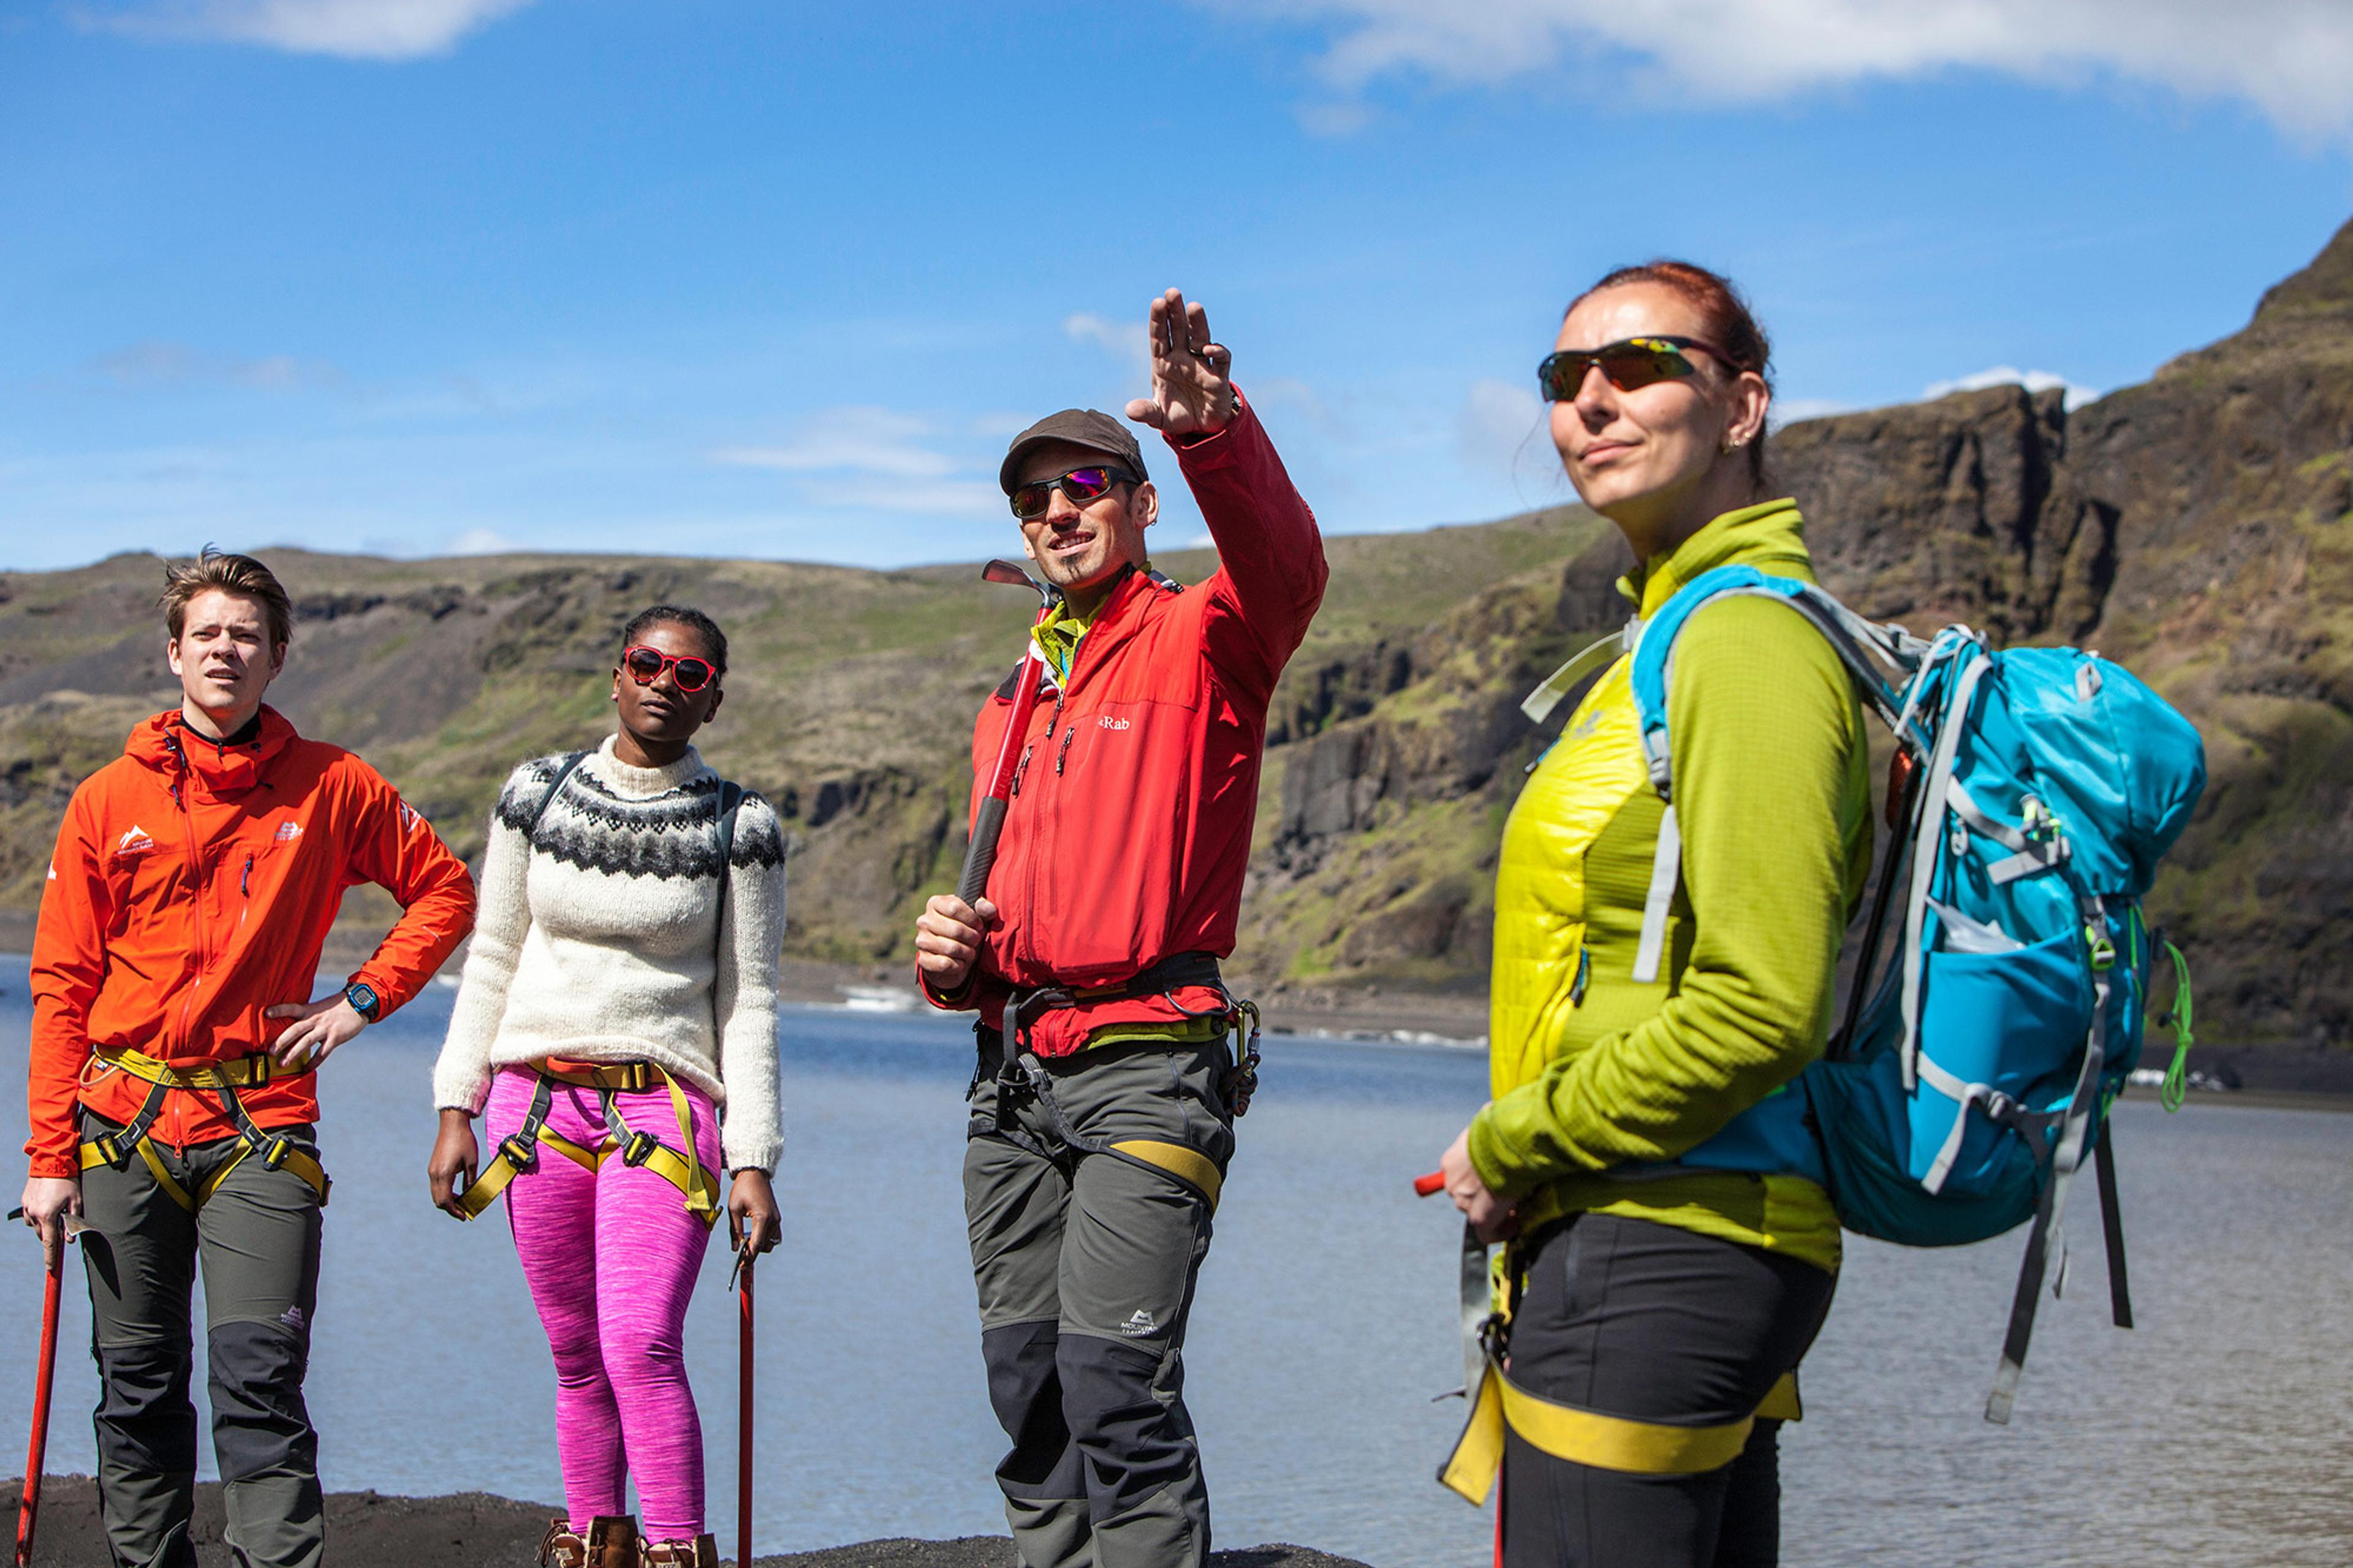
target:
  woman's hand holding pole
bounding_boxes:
[427,1109,480,1219]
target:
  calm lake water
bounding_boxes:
[3,952,2349,1566]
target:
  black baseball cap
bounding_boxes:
[998,408,1149,496]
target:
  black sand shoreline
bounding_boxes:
[0,1476,1374,1567]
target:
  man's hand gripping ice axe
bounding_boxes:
[914,559,1059,996]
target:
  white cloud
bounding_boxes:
[1064,311,1152,378]
[447,526,520,555]
[1455,376,1545,480]
[710,407,1003,517]
[1204,0,2353,142]
[1920,365,2101,411]
[91,339,343,392]
[89,0,536,59]
[711,407,959,480]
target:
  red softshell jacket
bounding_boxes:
[25,706,477,1176]
[924,397,1327,1056]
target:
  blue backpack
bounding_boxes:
[1588,566,2205,1421]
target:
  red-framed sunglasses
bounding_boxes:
[620,645,720,692]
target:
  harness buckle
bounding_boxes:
[92,1134,126,1167]
[498,1135,536,1171]
[621,1131,660,1168]
[261,1138,293,1171]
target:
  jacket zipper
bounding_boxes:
[167,735,208,1104]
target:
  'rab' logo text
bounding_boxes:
[1097,715,1132,732]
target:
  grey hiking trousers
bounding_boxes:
[77,1110,327,1568]
[964,1028,1238,1568]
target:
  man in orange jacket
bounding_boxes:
[17,548,476,1568]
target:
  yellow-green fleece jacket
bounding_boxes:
[1468,498,1873,1273]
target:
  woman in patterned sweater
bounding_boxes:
[429,605,787,1568]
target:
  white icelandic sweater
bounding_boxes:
[432,738,789,1173]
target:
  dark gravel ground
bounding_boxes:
[1,1477,1373,1566]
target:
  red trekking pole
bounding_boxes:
[735,1233,754,1568]
[10,1211,71,1568]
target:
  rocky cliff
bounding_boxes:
[2,218,2349,1053]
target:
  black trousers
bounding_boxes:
[77,1112,327,1568]
[963,1032,1235,1568]
[1499,1212,1835,1568]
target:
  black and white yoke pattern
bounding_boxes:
[433,736,789,1173]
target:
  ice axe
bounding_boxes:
[729,1220,754,1568]
[6,1209,83,1568]
[955,559,1059,908]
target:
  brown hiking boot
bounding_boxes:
[538,1518,588,1568]
[585,1515,640,1568]
[637,1534,718,1567]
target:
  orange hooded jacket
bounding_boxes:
[25,706,476,1178]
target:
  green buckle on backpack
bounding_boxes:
[2084,924,2116,971]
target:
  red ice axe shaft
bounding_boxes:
[12,1214,67,1568]
[955,560,1057,909]
[737,1245,754,1568]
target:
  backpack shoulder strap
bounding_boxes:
[712,779,745,963]
[527,751,593,838]
[1628,567,1923,800]
[1618,566,1925,985]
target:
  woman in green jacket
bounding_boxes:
[1436,260,1873,1568]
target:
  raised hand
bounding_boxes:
[1126,287,1238,437]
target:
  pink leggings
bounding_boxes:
[485,1066,722,1542]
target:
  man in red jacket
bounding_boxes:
[17,549,476,1568]
[915,290,1326,1568]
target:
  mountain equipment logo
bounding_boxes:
[115,827,155,857]
[273,820,303,843]
[398,801,422,833]
[1119,1308,1156,1336]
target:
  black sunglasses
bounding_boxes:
[1537,336,1730,401]
[1010,464,1140,521]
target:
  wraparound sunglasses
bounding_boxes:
[1010,464,1142,521]
[1537,336,1730,400]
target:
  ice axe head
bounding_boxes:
[982,558,1057,608]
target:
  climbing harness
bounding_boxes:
[77,1048,330,1210]
[454,1059,719,1224]
[979,950,1261,1212]
[1436,1225,1800,1502]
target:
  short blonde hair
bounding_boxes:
[160,547,293,649]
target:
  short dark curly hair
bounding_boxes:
[619,604,729,676]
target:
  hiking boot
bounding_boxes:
[586,1515,640,1568]
[637,1534,718,1567]
[538,1518,586,1568]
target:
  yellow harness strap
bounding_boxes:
[453,1064,718,1225]
[1109,1139,1224,1211]
[77,1051,329,1210]
[1440,1358,1803,1502]
[95,1047,278,1091]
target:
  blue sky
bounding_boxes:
[3,0,2351,571]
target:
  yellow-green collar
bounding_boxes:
[1031,562,1150,679]
[1618,498,1814,617]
